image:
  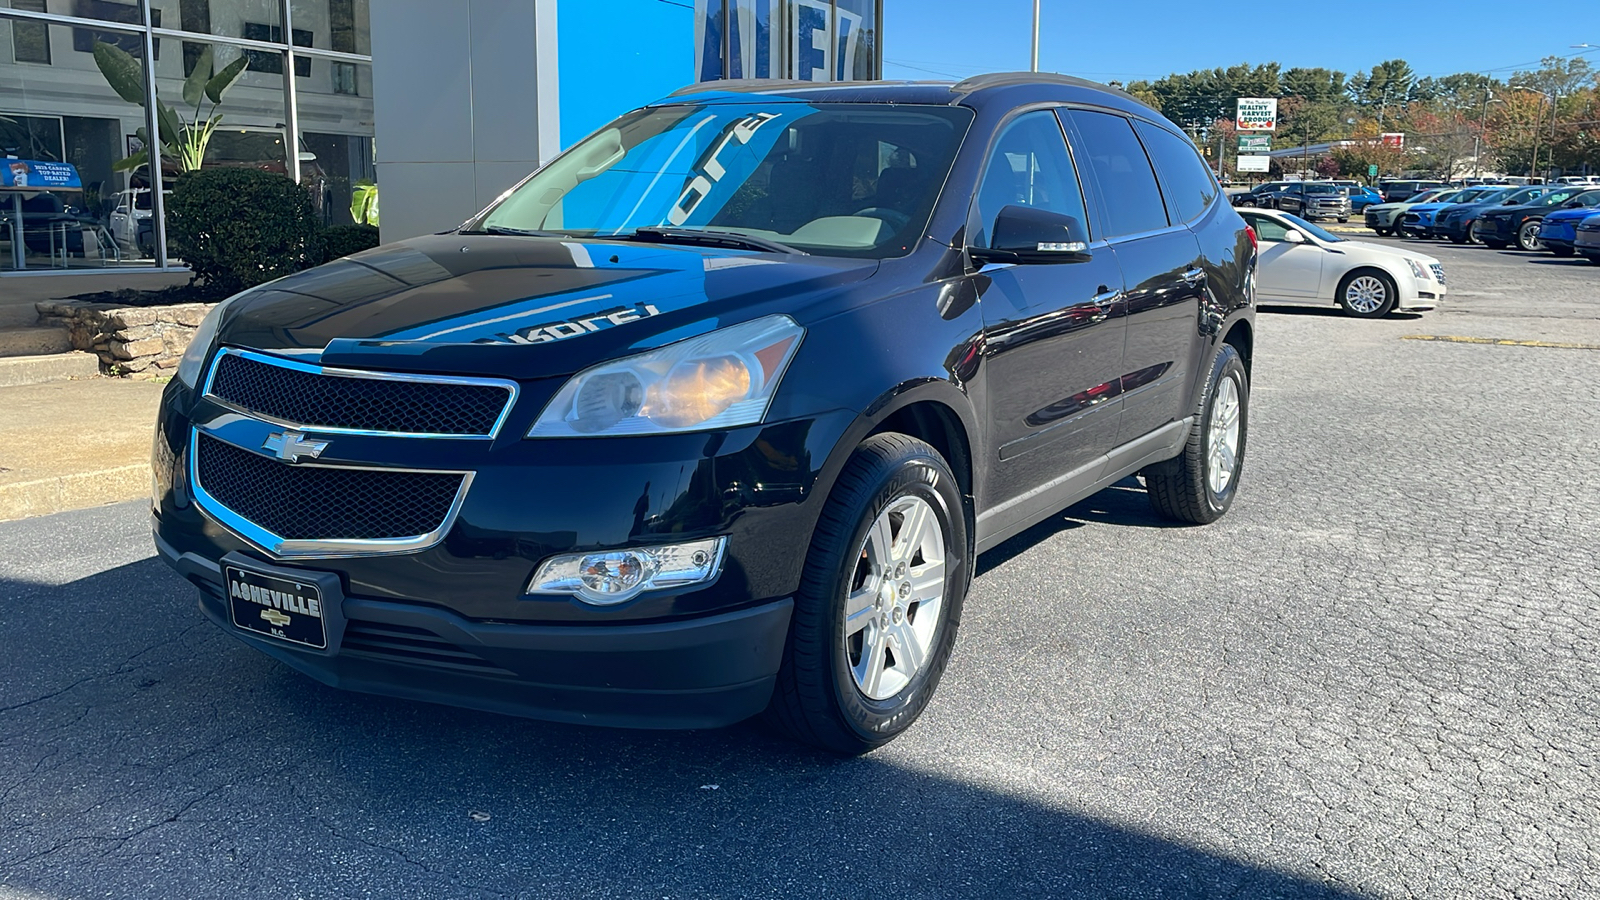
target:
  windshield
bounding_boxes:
[474,103,973,258]
[1536,190,1581,207]
[1429,190,1463,203]
[1281,212,1343,242]
[1477,188,1516,203]
[1506,187,1545,203]
[1446,188,1490,203]
[1304,184,1342,194]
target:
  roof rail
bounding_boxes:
[667,78,816,96]
[950,71,1148,106]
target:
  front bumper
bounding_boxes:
[158,531,794,728]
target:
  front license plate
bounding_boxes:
[226,565,328,649]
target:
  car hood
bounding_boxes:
[1541,206,1599,223]
[1336,240,1439,264]
[214,233,879,380]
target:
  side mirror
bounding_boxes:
[1283,230,1307,244]
[970,205,1091,265]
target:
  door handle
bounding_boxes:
[1091,286,1122,308]
[1181,267,1206,286]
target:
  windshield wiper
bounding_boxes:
[459,225,571,237]
[628,226,805,255]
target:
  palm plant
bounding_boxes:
[92,42,248,173]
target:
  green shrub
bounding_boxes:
[166,167,323,294]
[322,223,381,261]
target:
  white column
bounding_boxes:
[370,0,561,242]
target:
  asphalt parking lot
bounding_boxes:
[2,236,1597,899]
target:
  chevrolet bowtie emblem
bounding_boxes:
[260,608,292,627]
[263,430,328,463]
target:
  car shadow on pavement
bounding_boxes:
[1257,304,1423,320]
[0,559,1369,899]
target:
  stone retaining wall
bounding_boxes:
[35,300,216,378]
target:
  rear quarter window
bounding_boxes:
[1131,120,1218,224]
[1062,109,1170,238]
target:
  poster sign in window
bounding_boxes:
[0,160,83,189]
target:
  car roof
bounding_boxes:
[659,73,1158,119]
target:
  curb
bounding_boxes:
[0,464,150,524]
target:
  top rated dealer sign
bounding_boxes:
[1236,98,1278,132]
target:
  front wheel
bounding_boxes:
[1144,343,1249,525]
[1373,227,1392,237]
[1517,220,1543,252]
[765,434,967,754]
[1337,269,1397,318]
[1449,232,1467,244]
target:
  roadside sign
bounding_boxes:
[1381,133,1404,149]
[1238,134,1272,153]
[1368,164,1379,177]
[1236,98,1278,132]
[1237,155,1271,173]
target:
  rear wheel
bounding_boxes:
[1336,269,1397,318]
[1517,220,1543,251]
[1145,343,1248,525]
[764,434,967,755]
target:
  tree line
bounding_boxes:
[1121,58,1599,180]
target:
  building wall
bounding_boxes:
[556,0,694,150]
[370,0,559,242]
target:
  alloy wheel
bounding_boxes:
[1344,275,1388,314]
[843,495,946,701]
[1207,375,1242,496]
[1518,220,1543,251]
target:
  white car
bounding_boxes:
[1239,208,1446,317]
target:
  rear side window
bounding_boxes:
[1063,109,1169,238]
[1132,120,1216,223]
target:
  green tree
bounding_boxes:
[1348,59,1416,125]
[1282,67,1346,103]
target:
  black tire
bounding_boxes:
[1587,256,1600,266]
[1144,343,1249,525]
[1484,240,1508,250]
[764,433,968,755]
[1449,232,1467,244]
[1336,268,1398,318]
[1394,225,1409,238]
[1550,245,1574,258]
[1373,228,1392,237]
[1338,217,1349,223]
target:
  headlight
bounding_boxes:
[528,537,727,605]
[174,295,236,388]
[1406,258,1429,280]
[529,315,803,438]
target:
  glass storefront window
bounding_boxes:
[2,17,150,268]
[2,1,373,272]
[297,59,373,227]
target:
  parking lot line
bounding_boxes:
[1401,334,1600,351]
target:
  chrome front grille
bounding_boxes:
[190,431,472,558]
[1430,263,1446,284]
[205,348,517,438]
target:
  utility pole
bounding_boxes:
[1030,0,1040,72]
[1473,89,1493,179]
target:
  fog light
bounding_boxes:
[527,537,727,605]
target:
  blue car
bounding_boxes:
[1400,185,1505,239]
[1434,186,1544,243]
[1575,213,1600,264]
[1337,184,1384,212]
[1535,202,1600,256]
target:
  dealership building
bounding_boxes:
[0,0,880,274]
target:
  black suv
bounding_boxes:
[1274,182,1352,222]
[152,75,1256,753]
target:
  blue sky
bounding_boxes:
[881,0,1597,85]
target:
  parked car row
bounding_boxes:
[1230,179,1382,220]
[1368,182,1600,263]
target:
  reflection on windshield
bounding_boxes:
[1282,213,1343,242]
[475,103,973,259]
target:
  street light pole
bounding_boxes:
[1030,0,1040,72]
